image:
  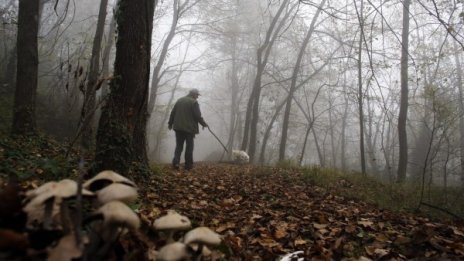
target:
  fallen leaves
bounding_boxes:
[134,163,464,260]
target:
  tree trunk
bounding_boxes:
[226,36,240,156]
[397,0,411,182]
[81,0,109,149]
[147,0,179,116]
[328,95,337,168]
[3,46,16,94]
[100,13,116,97]
[95,0,155,173]
[452,42,464,185]
[11,0,39,136]
[365,94,380,175]
[340,74,348,170]
[312,128,325,166]
[259,99,287,164]
[278,0,325,161]
[298,124,312,166]
[354,0,366,175]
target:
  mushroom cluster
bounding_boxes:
[152,210,222,261]
[22,170,140,260]
[20,170,224,261]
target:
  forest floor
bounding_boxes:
[1,134,464,260]
[133,162,464,260]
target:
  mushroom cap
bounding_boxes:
[24,179,93,208]
[83,170,135,191]
[183,227,221,246]
[156,242,190,261]
[153,210,191,231]
[96,183,138,205]
[25,181,58,199]
[96,201,140,230]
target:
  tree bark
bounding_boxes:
[397,0,411,182]
[95,0,155,173]
[11,0,39,136]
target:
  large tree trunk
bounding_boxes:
[95,0,155,173]
[11,0,39,136]
[278,0,325,161]
[81,0,109,149]
[397,0,411,182]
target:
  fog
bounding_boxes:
[2,0,464,185]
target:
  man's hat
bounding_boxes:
[189,88,200,96]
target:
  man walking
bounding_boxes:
[168,88,208,171]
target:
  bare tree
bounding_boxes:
[279,0,326,161]
[241,0,295,162]
[452,41,464,185]
[353,0,366,175]
[80,0,109,149]
[397,0,411,182]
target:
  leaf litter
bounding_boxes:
[135,162,464,260]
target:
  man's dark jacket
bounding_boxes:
[168,95,207,134]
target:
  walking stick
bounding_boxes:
[207,126,228,153]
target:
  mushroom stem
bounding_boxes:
[166,230,175,244]
[194,243,204,261]
[43,197,55,229]
[59,200,71,234]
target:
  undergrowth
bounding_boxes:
[298,165,464,223]
[0,134,78,181]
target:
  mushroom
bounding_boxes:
[156,242,190,261]
[25,181,58,200]
[83,170,135,192]
[96,183,138,205]
[153,210,191,243]
[23,179,93,229]
[47,234,89,261]
[83,201,140,259]
[94,201,140,230]
[183,227,221,261]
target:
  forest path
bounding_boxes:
[136,162,464,260]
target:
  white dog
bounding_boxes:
[232,150,249,164]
